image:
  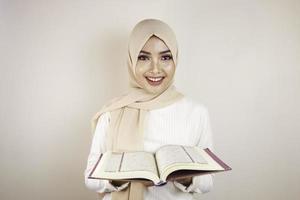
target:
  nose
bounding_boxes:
[150,59,161,74]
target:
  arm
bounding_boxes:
[173,106,214,194]
[84,112,129,193]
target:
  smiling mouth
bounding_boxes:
[145,76,165,86]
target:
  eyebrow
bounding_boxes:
[139,50,171,55]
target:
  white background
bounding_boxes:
[1,0,299,199]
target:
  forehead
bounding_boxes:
[140,35,170,52]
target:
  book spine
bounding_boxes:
[155,181,167,186]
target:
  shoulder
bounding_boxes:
[176,96,210,116]
[94,111,111,129]
[99,111,111,122]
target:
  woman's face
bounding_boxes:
[135,35,175,94]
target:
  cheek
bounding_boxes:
[163,63,175,77]
[135,65,148,83]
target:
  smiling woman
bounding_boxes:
[135,36,175,94]
[84,19,214,200]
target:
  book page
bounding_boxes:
[106,151,158,176]
[155,145,207,175]
[184,146,208,164]
[104,153,123,172]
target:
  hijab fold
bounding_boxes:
[91,19,183,200]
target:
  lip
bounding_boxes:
[145,76,165,86]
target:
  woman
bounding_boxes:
[84,19,214,200]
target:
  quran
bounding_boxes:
[88,144,232,186]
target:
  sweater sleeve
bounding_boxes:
[84,112,129,193]
[173,106,214,194]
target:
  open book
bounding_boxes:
[88,144,231,186]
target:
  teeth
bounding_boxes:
[147,77,163,82]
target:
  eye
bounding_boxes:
[138,55,149,61]
[161,55,173,61]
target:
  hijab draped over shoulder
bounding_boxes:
[91,18,184,200]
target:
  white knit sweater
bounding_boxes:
[84,96,214,200]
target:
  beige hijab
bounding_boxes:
[91,19,184,200]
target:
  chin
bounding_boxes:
[145,86,166,94]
